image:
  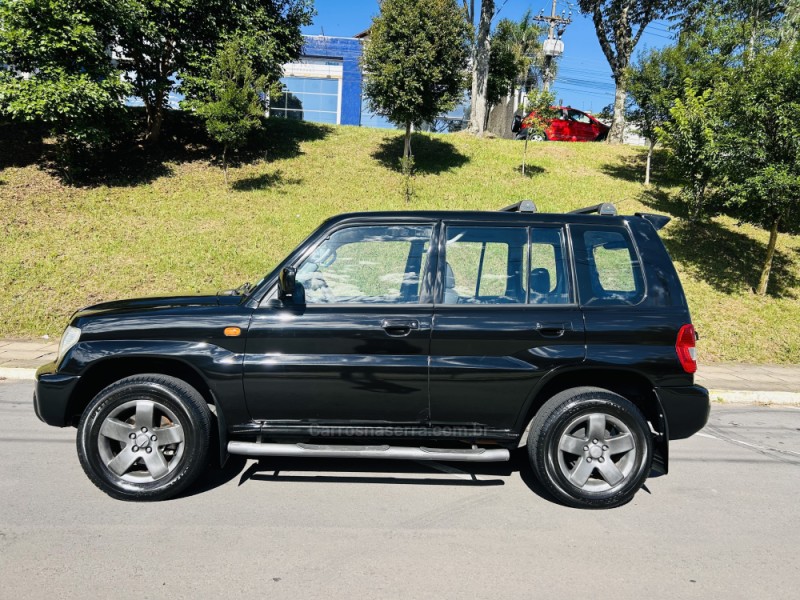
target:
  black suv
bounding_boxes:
[34,202,709,508]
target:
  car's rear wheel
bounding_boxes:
[77,374,211,501]
[527,387,653,508]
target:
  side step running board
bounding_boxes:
[227,441,510,462]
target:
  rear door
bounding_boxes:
[428,222,585,432]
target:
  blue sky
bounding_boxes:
[302,0,676,113]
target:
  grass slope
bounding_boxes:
[1,120,798,363]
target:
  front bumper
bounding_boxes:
[33,362,80,427]
[655,384,710,440]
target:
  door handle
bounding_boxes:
[535,322,572,338]
[381,319,419,337]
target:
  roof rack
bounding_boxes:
[568,203,618,216]
[500,200,538,213]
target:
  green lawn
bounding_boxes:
[1,119,798,363]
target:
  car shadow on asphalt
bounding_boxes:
[175,445,661,507]
[230,447,564,506]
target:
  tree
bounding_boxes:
[362,0,471,162]
[0,0,129,170]
[485,23,520,127]
[626,47,681,184]
[579,1,684,143]
[714,45,800,295]
[487,14,545,114]
[520,89,558,176]
[657,84,719,221]
[189,39,268,186]
[468,0,494,134]
[116,0,313,143]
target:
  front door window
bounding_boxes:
[296,225,433,304]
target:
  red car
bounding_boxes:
[513,106,609,142]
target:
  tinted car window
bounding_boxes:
[443,227,527,304]
[571,226,644,306]
[530,227,571,304]
[568,109,592,124]
[296,225,432,304]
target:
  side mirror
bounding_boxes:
[278,267,296,298]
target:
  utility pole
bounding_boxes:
[534,1,571,91]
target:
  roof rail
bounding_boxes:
[568,203,618,216]
[500,200,538,213]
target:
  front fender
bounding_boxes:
[56,340,249,449]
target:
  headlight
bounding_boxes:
[58,326,81,361]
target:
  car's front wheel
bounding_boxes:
[528,387,653,508]
[77,374,211,501]
[527,130,547,142]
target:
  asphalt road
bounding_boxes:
[1,380,798,599]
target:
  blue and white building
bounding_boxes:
[274,34,395,128]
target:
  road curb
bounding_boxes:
[0,367,37,381]
[709,389,800,406]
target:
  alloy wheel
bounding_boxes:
[97,399,185,483]
[555,412,637,493]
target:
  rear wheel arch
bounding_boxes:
[519,369,667,458]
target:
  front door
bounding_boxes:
[429,223,586,431]
[567,109,597,141]
[243,222,436,424]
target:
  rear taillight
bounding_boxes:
[676,324,698,373]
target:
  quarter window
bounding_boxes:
[296,225,432,304]
[573,227,644,306]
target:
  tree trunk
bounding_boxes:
[144,93,165,144]
[757,217,780,296]
[644,139,655,185]
[403,122,412,160]
[469,0,493,135]
[608,80,627,144]
[748,3,761,60]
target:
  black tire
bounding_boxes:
[77,374,212,501]
[527,387,653,509]
[529,130,547,142]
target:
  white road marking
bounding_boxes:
[715,434,800,458]
[695,432,719,440]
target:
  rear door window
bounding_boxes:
[530,227,572,304]
[441,225,573,305]
[571,226,644,306]
[442,226,528,304]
